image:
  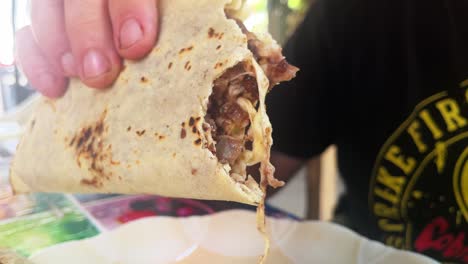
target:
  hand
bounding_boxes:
[15,0,159,98]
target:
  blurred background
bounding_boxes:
[0,0,32,112]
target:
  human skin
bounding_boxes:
[15,0,159,98]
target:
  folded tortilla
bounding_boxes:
[9,0,297,205]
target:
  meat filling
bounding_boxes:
[233,18,299,90]
[205,19,298,178]
[205,61,256,168]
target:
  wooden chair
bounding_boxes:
[305,146,338,220]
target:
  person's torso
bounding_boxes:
[335,0,468,262]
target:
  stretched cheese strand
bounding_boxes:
[237,60,284,263]
[237,97,270,264]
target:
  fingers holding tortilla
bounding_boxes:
[11,0,297,205]
[15,26,68,98]
[20,0,159,95]
[30,0,76,77]
[64,0,122,89]
[108,0,159,60]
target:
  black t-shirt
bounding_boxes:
[267,0,468,263]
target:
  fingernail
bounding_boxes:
[119,18,143,49]
[82,49,111,79]
[61,52,76,76]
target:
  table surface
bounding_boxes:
[0,188,299,258]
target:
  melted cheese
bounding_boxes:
[228,58,276,264]
[252,60,274,264]
[237,97,266,166]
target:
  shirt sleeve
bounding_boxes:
[267,0,347,159]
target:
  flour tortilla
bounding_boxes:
[10,0,280,205]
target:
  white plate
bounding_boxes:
[30,210,437,264]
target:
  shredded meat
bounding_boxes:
[206,62,255,167]
[218,102,249,134]
[205,18,297,176]
[233,18,299,90]
[207,15,297,264]
[216,136,244,164]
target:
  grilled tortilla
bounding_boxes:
[9,0,297,205]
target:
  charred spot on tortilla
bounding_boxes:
[70,110,115,186]
[194,138,202,145]
[29,119,36,132]
[184,61,191,70]
[191,168,198,175]
[69,136,76,147]
[216,45,222,50]
[159,135,165,140]
[86,142,94,153]
[214,62,224,69]
[140,76,148,83]
[208,27,224,40]
[181,128,187,139]
[95,122,104,134]
[76,127,92,149]
[179,45,194,54]
[168,62,173,69]
[208,27,216,38]
[127,126,132,131]
[192,126,198,134]
[136,130,146,136]
[81,178,101,187]
[189,117,195,126]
